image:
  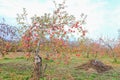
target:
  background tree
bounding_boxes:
[0,18,18,56]
[99,38,117,62]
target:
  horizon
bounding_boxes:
[0,0,120,40]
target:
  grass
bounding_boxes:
[0,57,32,80]
[0,53,120,80]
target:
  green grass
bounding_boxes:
[0,55,120,80]
[0,58,32,80]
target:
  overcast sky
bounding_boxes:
[0,0,120,40]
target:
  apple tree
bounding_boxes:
[16,1,87,79]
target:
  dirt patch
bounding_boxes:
[75,59,113,73]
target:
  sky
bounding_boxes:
[0,0,120,40]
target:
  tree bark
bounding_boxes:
[30,55,43,80]
[30,40,44,80]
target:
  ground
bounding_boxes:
[0,52,120,80]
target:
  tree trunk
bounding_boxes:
[86,52,89,58]
[30,55,43,80]
[30,39,45,80]
[112,52,117,62]
[94,51,98,59]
